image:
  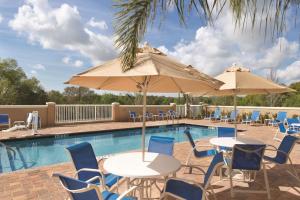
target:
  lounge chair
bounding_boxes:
[0,114,10,129]
[66,142,122,191]
[241,110,260,125]
[264,135,299,181]
[129,111,141,122]
[160,152,224,200]
[145,111,153,121]
[148,136,175,156]
[286,118,300,131]
[53,173,137,200]
[273,122,299,141]
[210,107,221,121]
[220,110,239,123]
[13,112,41,129]
[229,144,270,199]
[157,110,168,120]
[269,111,287,126]
[184,128,217,174]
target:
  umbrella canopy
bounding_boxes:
[66,44,223,160]
[66,45,223,93]
[190,64,294,137]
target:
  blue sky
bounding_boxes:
[0,0,299,92]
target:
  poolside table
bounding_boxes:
[104,152,181,199]
[210,137,264,148]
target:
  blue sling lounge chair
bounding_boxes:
[242,110,260,125]
[273,122,299,141]
[269,111,287,126]
[264,135,299,181]
[0,114,10,129]
[161,152,224,200]
[66,142,122,191]
[184,128,217,174]
[148,136,175,156]
[53,173,137,200]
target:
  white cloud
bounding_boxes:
[9,0,117,65]
[32,63,45,70]
[277,61,300,84]
[74,60,83,67]
[87,17,108,30]
[158,3,300,81]
[62,56,71,64]
[0,14,3,24]
[62,56,83,67]
[30,70,37,75]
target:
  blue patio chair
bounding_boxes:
[273,122,299,141]
[286,118,300,131]
[269,111,287,126]
[129,111,141,122]
[66,142,122,191]
[53,173,137,200]
[264,135,299,181]
[144,111,153,121]
[229,144,270,199]
[242,110,260,125]
[0,114,10,128]
[148,136,175,156]
[157,110,167,120]
[184,128,217,174]
[161,152,224,200]
[210,107,221,121]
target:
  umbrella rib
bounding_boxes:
[97,77,111,89]
[170,77,184,93]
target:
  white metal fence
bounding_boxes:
[176,105,186,118]
[190,105,204,118]
[55,104,112,124]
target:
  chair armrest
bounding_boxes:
[74,168,105,179]
[116,186,139,200]
[13,121,25,125]
[85,176,102,184]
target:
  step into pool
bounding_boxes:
[0,124,234,173]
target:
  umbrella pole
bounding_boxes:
[142,85,147,161]
[234,94,237,138]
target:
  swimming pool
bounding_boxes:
[0,124,234,173]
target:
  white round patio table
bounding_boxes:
[104,152,181,178]
[210,137,264,148]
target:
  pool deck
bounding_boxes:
[0,119,300,199]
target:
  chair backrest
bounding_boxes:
[54,173,100,200]
[231,144,266,171]
[251,110,260,121]
[203,152,224,188]
[0,114,9,124]
[276,111,287,122]
[278,122,287,133]
[275,135,298,164]
[213,107,221,118]
[230,110,238,120]
[286,118,300,126]
[66,142,101,181]
[184,128,196,149]
[129,111,136,118]
[217,127,235,137]
[148,136,175,156]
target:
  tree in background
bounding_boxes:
[0,58,47,105]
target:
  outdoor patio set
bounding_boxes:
[52,126,300,200]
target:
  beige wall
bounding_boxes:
[206,105,300,117]
[0,105,49,127]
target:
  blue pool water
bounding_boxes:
[0,124,233,173]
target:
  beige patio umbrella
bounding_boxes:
[191,64,294,137]
[66,44,223,160]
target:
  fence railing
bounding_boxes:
[55,104,112,124]
[190,105,204,118]
[176,105,186,117]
